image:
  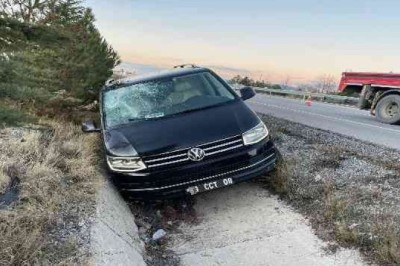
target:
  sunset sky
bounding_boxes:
[85,0,400,83]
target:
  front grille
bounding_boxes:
[121,152,276,192]
[143,135,244,169]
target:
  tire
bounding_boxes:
[358,85,370,109]
[375,94,400,124]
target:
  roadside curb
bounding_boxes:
[90,180,147,266]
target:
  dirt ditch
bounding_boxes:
[130,198,197,266]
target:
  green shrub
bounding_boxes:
[0,105,36,127]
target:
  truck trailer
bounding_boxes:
[339,72,400,124]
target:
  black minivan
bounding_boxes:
[82,65,277,199]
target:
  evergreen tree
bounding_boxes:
[0,0,120,108]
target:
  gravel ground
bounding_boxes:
[260,114,400,265]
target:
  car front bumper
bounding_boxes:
[110,139,277,199]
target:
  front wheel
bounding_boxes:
[375,94,400,124]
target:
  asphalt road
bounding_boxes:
[248,94,400,151]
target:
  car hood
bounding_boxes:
[104,100,260,157]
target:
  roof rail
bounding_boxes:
[173,64,200,69]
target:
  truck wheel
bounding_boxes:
[375,95,400,124]
[358,85,370,109]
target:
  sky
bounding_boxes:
[85,0,400,83]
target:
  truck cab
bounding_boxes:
[339,72,400,124]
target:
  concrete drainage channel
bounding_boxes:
[90,180,365,266]
[90,180,188,266]
[90,181,147,266]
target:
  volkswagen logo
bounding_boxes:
[187,147,206,162]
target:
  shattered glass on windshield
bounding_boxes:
[103,81,171,128]
[102,72,236,128]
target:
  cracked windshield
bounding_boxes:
[103,72,235,128]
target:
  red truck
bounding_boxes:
[339,72,400,124]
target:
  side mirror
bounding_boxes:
[240,86,256,101]
[81,120,101,133]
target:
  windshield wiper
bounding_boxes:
[128,115,163,122]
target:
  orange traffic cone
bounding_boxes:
[305,96,312,106]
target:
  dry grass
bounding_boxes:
[0,170,11,195]
[264,156,291,195]
[0,121,103,265]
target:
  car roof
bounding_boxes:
[105,67,211,90]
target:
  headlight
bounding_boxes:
[242,122,269,145]
[105,131,138,157]
[107,156,147,172]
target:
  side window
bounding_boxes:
[204,73,235,99]
[198,74,217,96]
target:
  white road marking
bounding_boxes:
[250,100,400,135]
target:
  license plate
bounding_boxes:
[186,178,234,195]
